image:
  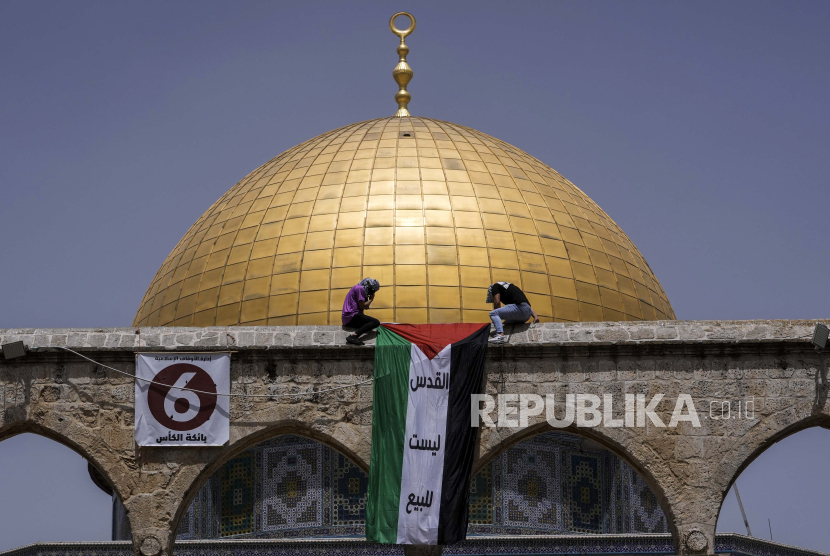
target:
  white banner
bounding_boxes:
[135,353,230,447]
[397,343,450,545]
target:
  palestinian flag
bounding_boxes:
[366,323,490,545]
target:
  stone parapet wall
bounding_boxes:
[0,320,818,352]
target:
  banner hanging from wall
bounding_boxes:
[366,323,490,546]
[135,353,230,447]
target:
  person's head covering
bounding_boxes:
[485,282,512,303]
[359,277,380,295]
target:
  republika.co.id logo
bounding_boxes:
[147,363,217,431]
[470,393,757,429]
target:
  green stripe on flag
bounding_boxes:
[366,326,411,543]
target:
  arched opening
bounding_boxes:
[716,426,830,553]
[170,430,670,547]
[0,432,124,551]
[172,433,368,540]
[470,430,670,537]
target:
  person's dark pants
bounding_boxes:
[346,313,380,337]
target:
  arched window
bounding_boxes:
[0,433,115,551]
[174,435,367,539]
[716,427,830,553]
[170,431,667,540]
[468,432,667,535]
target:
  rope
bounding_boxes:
[55,346,373,399]
[51,330,814,397]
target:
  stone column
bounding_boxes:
[125,448,210,556]
[126,513,171,556]
[676,523,715,556]
[124,489,178,556]
[669,480,721,556]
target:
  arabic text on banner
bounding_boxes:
[134,353,230,447]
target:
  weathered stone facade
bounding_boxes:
[0,320,827,556]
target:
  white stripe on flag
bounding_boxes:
[396,343,451,544]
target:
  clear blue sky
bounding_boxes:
[0,0,828,552]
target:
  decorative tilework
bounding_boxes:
[177,503,194,538]
[714,532,829,556]
[625,463,668,534]
[332,453,367,526]
[501,439,560,530]
[177,435,367,541]
[7,535,826,556]
[445,534,676,555]
[468,432,668,537]
[177,477,220,540]
[262,441,323,531]
[176,431,669,542]
[221,453,255,537]
[603,452,625,534]
[0,542,133,556]
[468,462,492,525]
[562,452,603,534]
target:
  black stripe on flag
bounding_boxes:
[437,324,490,544]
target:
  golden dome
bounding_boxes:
[134,116,675,327]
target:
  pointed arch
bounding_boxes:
[0,425,134,546]
[0,421,133,518]
[169,420,370,549]
[713,413,830,529]
[476,421,680,547]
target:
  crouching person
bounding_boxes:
[342,278,381,345]
[486,281,539,343]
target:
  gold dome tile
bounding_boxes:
[134,117,675,326]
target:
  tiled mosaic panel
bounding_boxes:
[625,463,668,533]
[332,453,368,525]
[220,453,255,536]
[468,462,492,525]
[176,435,366,540]
[603,453,625,534]
[177,432,668,540]
[177,476,220,540]
[5,535,819,556]
[501,438,560,529]
[135,116,675,327]
[562,452,603,534]
[468,432,669,536]
[262,441,323,530]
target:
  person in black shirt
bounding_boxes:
[486,281,539,343]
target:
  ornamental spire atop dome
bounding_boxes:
[134,12,676,328]
[390,12,415,117]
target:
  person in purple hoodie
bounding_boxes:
[342,277,381,345]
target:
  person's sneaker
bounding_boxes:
[346,334,365,346]
[488,334,507,344]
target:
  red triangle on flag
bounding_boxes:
[382,323,489,360]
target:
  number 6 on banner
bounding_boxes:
[163,373,201,423]
[147,363,218,431]
[136,354,229,447]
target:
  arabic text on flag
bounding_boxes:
[366,323,490,545]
